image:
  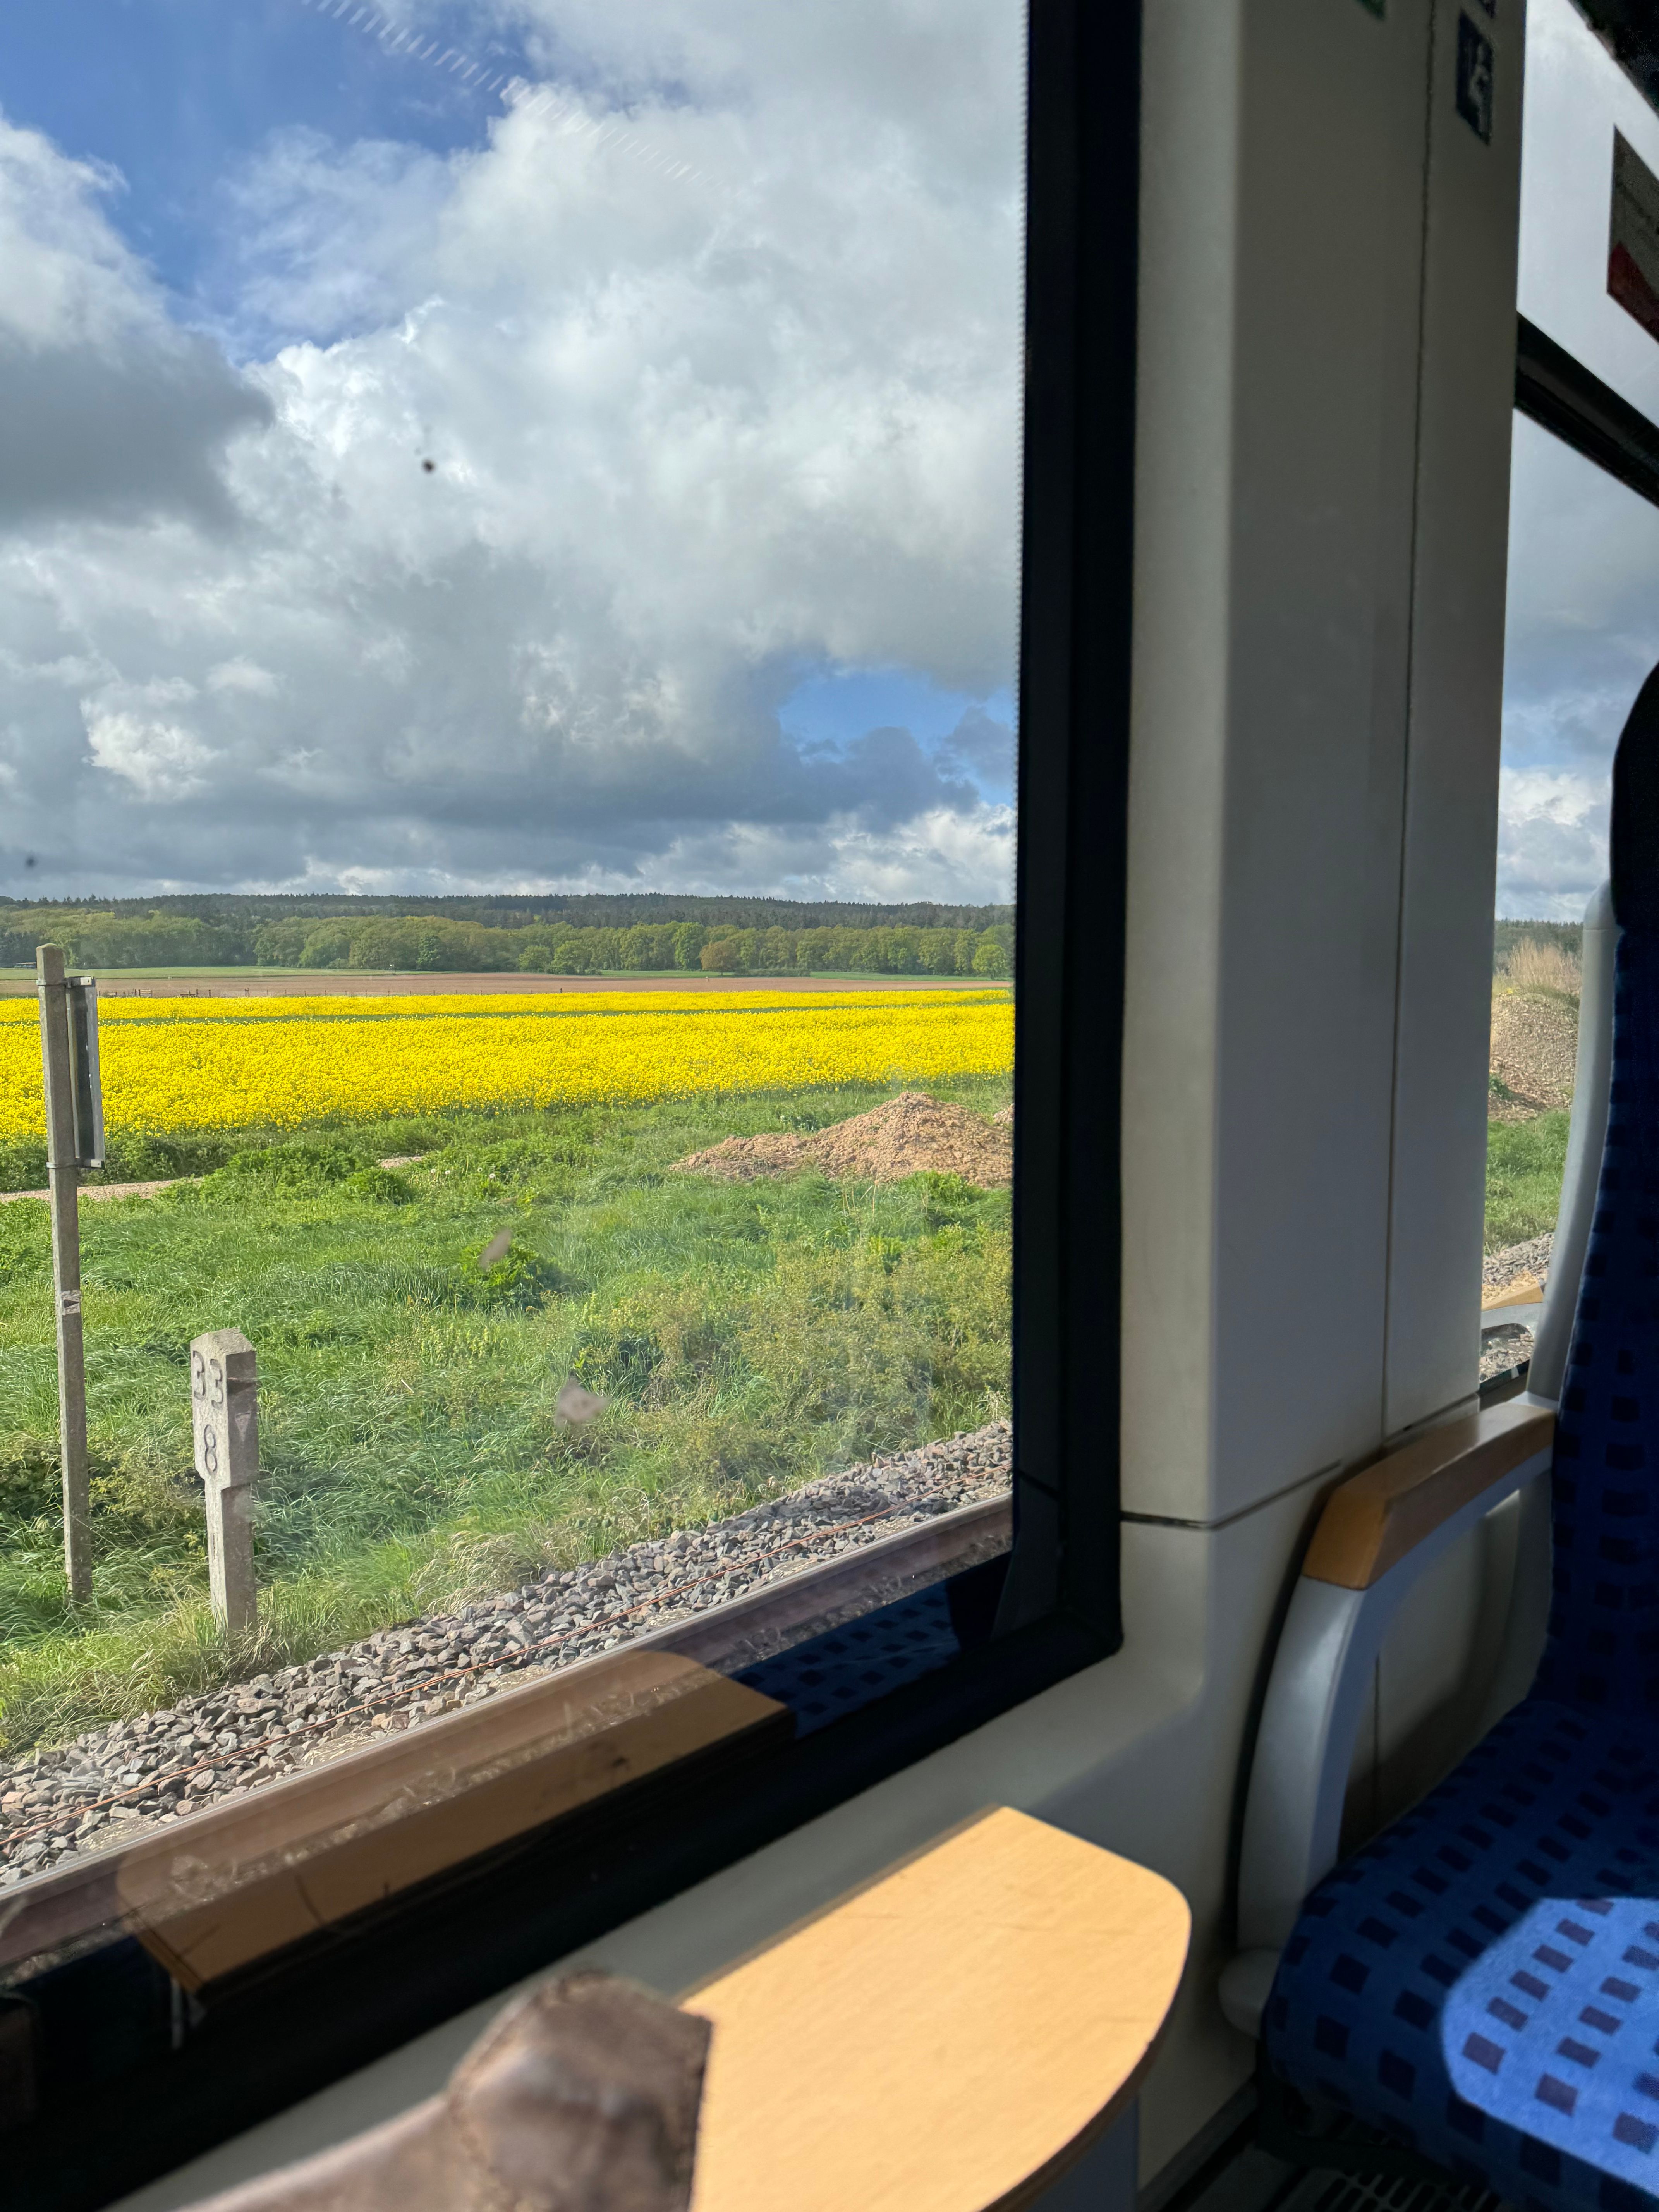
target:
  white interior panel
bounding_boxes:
[1125,0,1522,1524]
[1384,0,1525,1438]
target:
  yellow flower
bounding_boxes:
[0,990,1012,1138]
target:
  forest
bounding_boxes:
[0,895,1015,977]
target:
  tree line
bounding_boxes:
[0,888,1009,935]
[243,914,1013,977]
[0,903,1013,978]
[1492,918,1581,972]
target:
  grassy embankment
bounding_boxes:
[0,1080,1009,1755]
[1485,1110,1570,1251]
[1484,934,1581,1251]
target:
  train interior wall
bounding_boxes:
[108,2,1539,2203]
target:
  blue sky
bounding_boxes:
[781,670,1015,807]
[0,0,1026,902]
[18,0,1659,915]
[3,1,524,320]
[15,0,1659,913]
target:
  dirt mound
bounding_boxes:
[1490,989,1577,1121]
[673,1091,1012,1188]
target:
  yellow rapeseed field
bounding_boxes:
[0,990,1012,1138]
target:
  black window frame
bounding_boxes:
[3,5,1142,2203]
[1570,0,1659,110]
[1516,312,1659,511]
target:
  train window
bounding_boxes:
[0,3,1135,2201]
[1484,414,1659,1384]
[1486,1,1659,1391]
[1520,0,1659,419]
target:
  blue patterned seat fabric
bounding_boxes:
[1263,672,1659,2211]
[734,1583,962,1734]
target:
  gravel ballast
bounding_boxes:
[1479,1232,1554,1386]
[1483,1233,1553,1297]
[0,1422,1012,1888]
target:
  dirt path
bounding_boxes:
[0,1156,424,1206]
[0,970,998,1001]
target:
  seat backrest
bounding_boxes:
[1535,663,1659,1714]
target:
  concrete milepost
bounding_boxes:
[191,1329,259,1637]
[35,945,101,1603]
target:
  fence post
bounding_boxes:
[190,1329,259,1637]
[36,945,91,1602]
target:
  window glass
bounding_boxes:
[1484,412,1659,1382]
[1520,0,1659,420]
[0,0,1022,1989]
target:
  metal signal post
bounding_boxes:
[35,945,103,1602]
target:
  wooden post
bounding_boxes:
[36,945,91,1602]
[191,1329,259,1637]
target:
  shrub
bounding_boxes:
[343,1167,414,1205]
[0,1139,48,1193]
[203,1141,374,1193]
[1501,939,1581,996]
[447,1237,563,1310]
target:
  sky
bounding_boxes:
[0,1,1651,917]
[0,0,1022,905]
[1503,0,1659,917]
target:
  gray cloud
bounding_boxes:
[0,0,1023,903]
[0,119,270,530]
[1498,407,1659,916]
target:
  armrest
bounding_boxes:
[1225,1405,1555,2022]
[1302,1401,1554,1588]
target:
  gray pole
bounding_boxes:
[36,944,91,1602]
[191,1329,259,1637]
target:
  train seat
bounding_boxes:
[1267,1701,1659,2210]
[1224,670,1659,2211]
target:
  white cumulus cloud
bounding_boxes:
[0,0,1024,902]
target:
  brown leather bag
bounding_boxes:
[181,1973,711,2212]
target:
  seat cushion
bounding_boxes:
[1265,1695,1659,2211]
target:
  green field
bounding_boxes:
[0,1055,1567,1758]
[0,1080,1010,1754]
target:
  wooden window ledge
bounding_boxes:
[682,1805,1190,2212]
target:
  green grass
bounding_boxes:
[0,1079,1010,1753]
[1485,1110,1571,1252]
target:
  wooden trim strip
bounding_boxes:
[1481,1270,1544,1313]
[0,1654,788,1990]
[0,1497,1006,1988]
[1300,1401,1554,1591]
